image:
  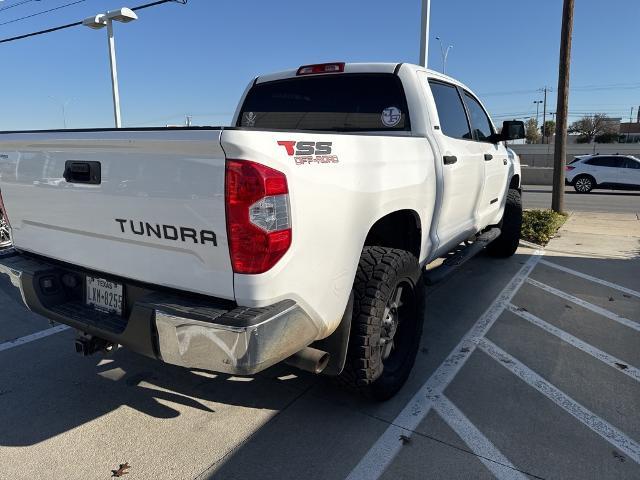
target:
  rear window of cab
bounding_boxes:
[237,73,411,132]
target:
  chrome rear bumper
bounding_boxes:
[0,248,320,375]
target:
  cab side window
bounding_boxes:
[463,91,494,142]
[429,81,472,140]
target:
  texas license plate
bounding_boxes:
[85,276,123,316]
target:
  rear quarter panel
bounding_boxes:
[221,129,436,338]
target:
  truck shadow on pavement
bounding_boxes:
[0,294,315,447]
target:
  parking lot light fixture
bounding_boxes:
[82,8,138,128]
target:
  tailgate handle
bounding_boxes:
[64,161,101,185]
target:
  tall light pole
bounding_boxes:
[419,0,431,67]
[435,36,453,74]
[48,96,72,129]
[533,100,543,124]
[82,8,138,128]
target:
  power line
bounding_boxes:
[480,82,640,97]
[0,0,86,27]
[0,0,42,14]
[0,0,186,44]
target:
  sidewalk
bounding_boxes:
[545,211,640,271]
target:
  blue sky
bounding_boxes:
[0,0,638,130]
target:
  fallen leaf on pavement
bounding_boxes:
[112,463,131,477]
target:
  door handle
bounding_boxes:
[443,155,457,165]
[63,161,101,184]
[484,154,493,161]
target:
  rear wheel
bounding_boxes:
[573,175,594,193]
[486,188,522,258]
[339,247,425,401]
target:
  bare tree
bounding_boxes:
[569,114,618,143]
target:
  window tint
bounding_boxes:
[238,74,410,132]
[586,156,625,168]
[429,81,471,140]
[463,91,494,141]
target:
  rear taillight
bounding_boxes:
[565,165,575,171]
[225,160,291,274]
[0,189,10,228]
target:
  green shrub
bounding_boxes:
[521,209,567,245]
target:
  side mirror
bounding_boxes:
[500,120,525,141]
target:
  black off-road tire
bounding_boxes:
[486,189,522,258]
[573,174,595,193]
[338,246,425,401]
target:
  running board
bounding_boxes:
[424,227,501,285]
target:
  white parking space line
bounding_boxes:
[539,259,640,299]
[433,395,529,480]
[479,338,640,465]
[345,250,544,480]
[507,304,640,383]
[526,278,640,333]
[0,325,70,353]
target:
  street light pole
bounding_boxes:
[48,96,72,129]
[533,100,543,124]
[83,8,138,129]
[419,0,430,67]
[435,36,453,74]
[106,20,122,128]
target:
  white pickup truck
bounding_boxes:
[0,62,524,400]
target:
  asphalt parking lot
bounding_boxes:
[1,212,639,480]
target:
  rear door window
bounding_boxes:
[238,74,410,132]
[428,81,472,140]
[462,91,494,142]
[623,157,640,169]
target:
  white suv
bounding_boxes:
[566,154,640,193]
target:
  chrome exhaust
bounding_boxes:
[285,346,330,374]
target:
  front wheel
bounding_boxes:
[486,188,522,258]
[339,247,425,401]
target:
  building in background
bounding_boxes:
[620,122,640,143]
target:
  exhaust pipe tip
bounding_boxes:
[285,346,330,374]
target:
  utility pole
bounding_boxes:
[551,0,575,214]
[541,87,548,143]
[628,107,635,143]
[419,0,431,67]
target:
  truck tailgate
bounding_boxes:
[0,129,233,299]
